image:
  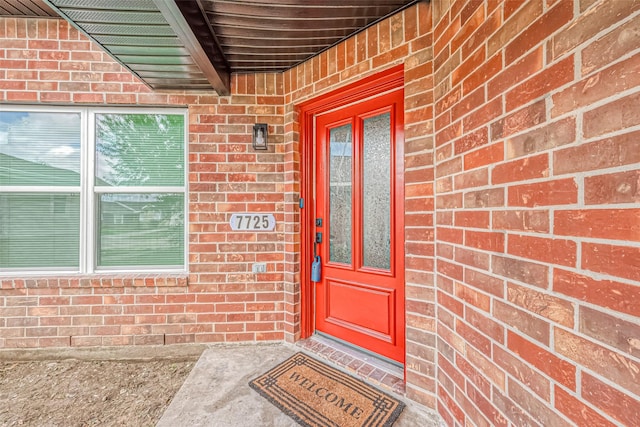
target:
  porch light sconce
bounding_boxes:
[252,123,268,150]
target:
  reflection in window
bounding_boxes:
[329,124,352,265]
[0,108,186,272]
[0,111,81,186]
[96,114,184,187]
[97,193,184,267]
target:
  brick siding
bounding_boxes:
[431,0,639,425]
[0,0,638,424]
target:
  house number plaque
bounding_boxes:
[230,213,276,231]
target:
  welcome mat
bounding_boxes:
[249,352,405,427]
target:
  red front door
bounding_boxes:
[313,88,405,363]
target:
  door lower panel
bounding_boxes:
[325,279,395,340]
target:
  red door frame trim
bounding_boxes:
[297,65,404,339]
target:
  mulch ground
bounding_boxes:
[0,355,196,426]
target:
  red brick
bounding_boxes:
[492,255,548,288]
[585,170,640,205]
[552,54,640,116]
[554,386,615,427]
[463,188,504,208]
[493,388,538,426]
[488,46,543,100]
[434,13,461,55]
[494,345,550,400]
[553,0,640,60]
[582,242,640,281]
[507,379,570,427]
[508,234,576,267]
[493,209,549,233]
[456,318,492,355]
[505,56,573,112]
[582,373,640,427]
[553,268,640,317]
[496,300,550,345]
[451,46,485,88]
[452,86,485,122]
[465,306,504,343]
[454,127,488,155]
[464,269,504,297]
[555,328,640,396]
[491,101,545,141]
[465,230,504,252]
[464,142,503,170]
[462,53,502,97]
[454,246,489,270]
[436,156,462,178]
[7,91,37,101]
[492,153,548,184]
[437,260,463,281]
[458,359,491,403]
[505,117,575,159]
[508,178,578,207]
[579,306,640,359]
[467,346,506,392]
[461,8,501,58]
[582,14,640,75]
[436,84,460,115]
[438,382,465,425]
[508,330,576,389]
[466,383,508,426]
[454,210,489,229]
[490,0,541,56]
[555,208,640,241]
[507,282,573,328]
[555,131,640,175]
[504,0,573,64]
[583,91,640,138]
[455,282,490,312]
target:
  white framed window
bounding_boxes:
[0,106,188,274]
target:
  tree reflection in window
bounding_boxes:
[96,114,184,187]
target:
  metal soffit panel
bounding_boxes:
[198,0,418,72]
[0,0,56,16]
[44,0,222,92]
[12,0,420,94]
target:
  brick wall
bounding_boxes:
[432,0,640,425]
[0,17,287,347]
[282,2,436,407]
[0,2,439,409]
[1,0,639,423]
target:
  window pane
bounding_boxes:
[0,111,81,186]
[329,124,352,265]
[97,193,184,268]
[0,193,80,269]
[363,113,391,270]
[96,114,184,187]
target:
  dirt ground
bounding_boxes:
[0,346,202,427]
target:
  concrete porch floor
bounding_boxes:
[158,343,441,427]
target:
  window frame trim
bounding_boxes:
[0,104,189,276]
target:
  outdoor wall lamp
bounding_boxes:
[252,123,268,150]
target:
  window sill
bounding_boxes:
[0,273,189,290]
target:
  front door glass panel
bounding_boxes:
[329,124,352,265]
[363,113,391,270]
